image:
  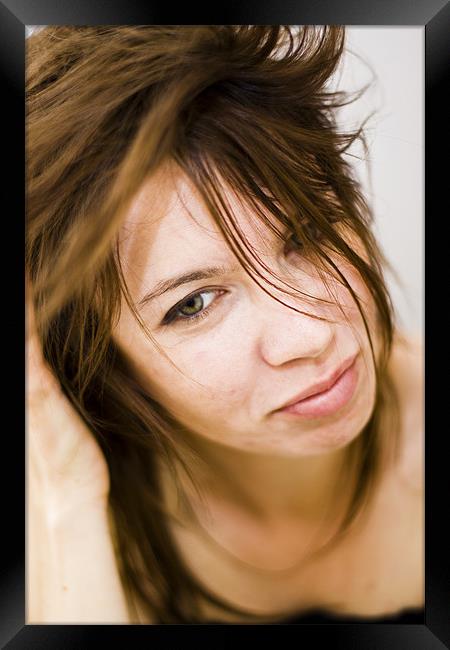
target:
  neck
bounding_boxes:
[171,430,356,529]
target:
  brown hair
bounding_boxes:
[26,25,402,623]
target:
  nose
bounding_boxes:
[257,293,335,366]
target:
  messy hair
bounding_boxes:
[26,26,401,622]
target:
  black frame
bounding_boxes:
[3,0,449,647]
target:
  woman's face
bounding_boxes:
[113,164,380,457]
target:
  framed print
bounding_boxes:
[0,0,450,649]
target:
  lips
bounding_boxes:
[275,353,359,412]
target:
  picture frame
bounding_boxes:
[4,0,448,646]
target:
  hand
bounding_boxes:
[26,284,110,524]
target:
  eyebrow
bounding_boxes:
[138,265,239,309]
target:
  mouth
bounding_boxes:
[272,352,360,418]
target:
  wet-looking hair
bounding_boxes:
[26,26,401,622]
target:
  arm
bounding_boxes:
[27,500,131,623]
[26,283,132,624]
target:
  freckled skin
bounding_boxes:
[113,165,379,461]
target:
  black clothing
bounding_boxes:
[202,606,424,625]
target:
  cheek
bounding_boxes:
[328,260,378,332]
[178,347,252,407]
[133,336,253,420]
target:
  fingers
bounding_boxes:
[25,286,82,478]
[25,274,109,508]
[25,273,37,344]
[25,286,61,408]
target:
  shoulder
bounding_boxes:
[388,331,424,497]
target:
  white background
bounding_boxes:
[337,27,424,339]
[26,26,424,338]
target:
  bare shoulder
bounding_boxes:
[389,331,424,496]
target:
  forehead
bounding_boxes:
[117,163,279,285]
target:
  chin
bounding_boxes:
[308,396,376,451]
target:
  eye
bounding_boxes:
[161,289,224,327]
[283,221,325,256]
[283,231,304,256]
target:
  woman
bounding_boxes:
[26,26,424,624]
